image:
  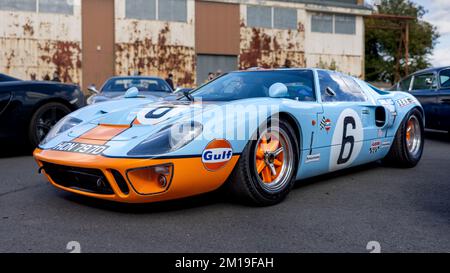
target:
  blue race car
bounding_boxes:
[34,69,424,206]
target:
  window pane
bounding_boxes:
[39,0,73,15]
[311,13,333,33]
[247,5,272,29]
[126,0,156,20]
[335,14,355,34]
[399,76,412,91]
[273,7,297,30]
[439,69,450,88]
[319,71,365,102]
[0,0,36,12]
[412,74,436,90]
[159,0,187,22]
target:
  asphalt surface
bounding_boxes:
[0,131,449,253]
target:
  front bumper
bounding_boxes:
[34,149,239,203]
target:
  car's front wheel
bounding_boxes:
[227,119,299,206]
[29,102,71,148]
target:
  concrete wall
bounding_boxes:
[114,0,196,87]
[0,2,82,84]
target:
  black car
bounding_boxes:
[86,76,175,104]
[391,66,450,133]
[0,73,85,148]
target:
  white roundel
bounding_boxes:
[329,108,364,172]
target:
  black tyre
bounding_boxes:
[383,108,424,168]
[227,119,299,206]
[28,102,71,148]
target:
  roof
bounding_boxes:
[411,66,450,75]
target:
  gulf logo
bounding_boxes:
[201,139,233,171]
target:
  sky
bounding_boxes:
[367,0,450,67]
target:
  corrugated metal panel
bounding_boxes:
[125,0,156,20]
[159,0,187,22]
[195,1,240,55]
[196,54,237,84]
[246,5,271,29]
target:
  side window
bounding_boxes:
[412,73,436,90]
[318,71,366,102]
[398,76,412,91]
[439,69,450,89]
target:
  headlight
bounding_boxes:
[128,121,202,156]
[40,116,82,145]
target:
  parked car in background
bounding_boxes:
[0,73,85,148]
[87,76,175,105]
[391,66,450,133]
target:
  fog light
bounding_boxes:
[126,164,173,195]
[158,174,167,187]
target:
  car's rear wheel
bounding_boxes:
[227,119,299,206]
[29,102,71,148]
[383,108,424,168]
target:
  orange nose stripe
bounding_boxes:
[73,125,129,145]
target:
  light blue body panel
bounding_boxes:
[39,69,423,181]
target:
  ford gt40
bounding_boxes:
[34,69,425,206]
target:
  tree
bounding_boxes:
[365,0,439,84]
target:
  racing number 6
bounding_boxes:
[337,116,356,165]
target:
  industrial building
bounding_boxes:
[0,0,371,91]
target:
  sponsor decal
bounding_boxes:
[369,140,382,154]
[52,142,108,155]
[320,117,332,132]
[306,153,321,163]
[201,139,233,171]
[396,97,414,108]
[381,141,391,148]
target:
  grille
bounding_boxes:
[41,162,114,195]
[111,169,130,195]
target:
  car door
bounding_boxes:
[315,71,371,172]
[409,72,439,129]
[437,68,450,130]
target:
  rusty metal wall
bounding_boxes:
[114,0,196,87]
[239,4,306,70]
[0,4,82,83]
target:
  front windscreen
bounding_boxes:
[101,78,172,92]
[189,70,315,102]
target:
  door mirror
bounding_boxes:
[87,85,99,94]
[268,83,288,98]
[124,87,139,98]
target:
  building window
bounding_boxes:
[126,0,187,22]
[311,13,333,33]
[126,0,156,20]
[311,13,356,35]
[335,14,356,34]
[247,5,297,30]
[39,0,73,15]
[0,0,73,14]
[159,0,187,22]
[247,5,272,29]
[273,7,297,30]
[0,0,36,12]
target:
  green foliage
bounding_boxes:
[365,0,439,84]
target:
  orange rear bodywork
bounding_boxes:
[34,149,239,203]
